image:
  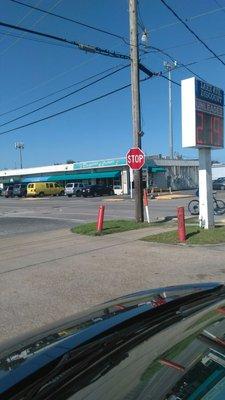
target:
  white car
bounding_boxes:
[113,185,123,196]
[65,182,86,197]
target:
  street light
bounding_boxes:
[15,142,24,169]
[164,60,177,159]
[141,29,148,44]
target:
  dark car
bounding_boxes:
[213,177,225,190]
[4,185,14,198]
[1,283,225,399]
[13,184,27,197]
[82,184,114,197]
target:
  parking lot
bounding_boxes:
[0,193,197,236]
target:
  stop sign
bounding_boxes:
[126,147,145,170]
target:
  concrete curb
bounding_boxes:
[156,194,193,200]
[104,198,124,202]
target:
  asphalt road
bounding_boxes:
[0,217,74,236]
[0,194,196,235]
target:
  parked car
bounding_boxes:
[113,185,123,196]
[65,182,86,197]
[4,185,14,198]
[213,177,225,190]
[82,184,114,197]
[27,182,64,197]
[1,283,225,400]
[13,183,27,197]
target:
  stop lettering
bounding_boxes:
[126,147,145,170]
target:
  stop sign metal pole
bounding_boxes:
[129,0,144,222]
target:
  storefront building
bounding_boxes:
[0,156,199,194]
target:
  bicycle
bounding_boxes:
[188,193,225,215]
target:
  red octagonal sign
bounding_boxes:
[126,147,145,170]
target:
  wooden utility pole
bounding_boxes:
[129,0,144,222]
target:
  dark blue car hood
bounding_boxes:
[1,282,225,399]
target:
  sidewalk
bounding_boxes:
[1,225,225,342]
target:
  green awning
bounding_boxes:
[46,171,121,182]
[2,178,21,184]
[148,167,166,173]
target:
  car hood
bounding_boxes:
[1,282,225,399]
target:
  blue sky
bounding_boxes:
[1,0,225,168]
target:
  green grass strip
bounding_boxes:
[141,225,225,245]
[72,219,152,236]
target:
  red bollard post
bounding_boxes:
[177,206,186,242]
[96,205,105,234]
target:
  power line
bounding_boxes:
[0,28,75,49]
[0,19,130,60]
[1,55,102,109]
[161,74,181,87]
[8,0,127,42]
[0,68,183,137]
[137,0,145,31]
[1,17,218,82]
[146,37,225,67]
[141,44,206,81]
[213,0,225,15]
[0,64,129,128]
[0,0,42,46]
[160,0,225,68]
[4,18,223,69]
[0,64,125,117]
[1,0,63,55]
[150,4,225,32]
[159,29,225,52]
[0,76,151,136]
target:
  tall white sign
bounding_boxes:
[181,77,224,229]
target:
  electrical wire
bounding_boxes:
[8,0,128,43]
[1,55,103,109]
[161,74,181,87]
[0,19,130,60]
[141,44,206,81]
[0,0,42,46]
[160,0,225,68]
[150,4,225,32]
[137,0,145,31]
[0,64,129,128]
[1,37,129,109]
[0,28,75,49]
[0,64,126,117]
[1,18,220,84]
[2,7,211,80]
[0,76,151,136]
[213,0,225,15]
[158,29,225,52]
[3,19,225,69]
[0,68,183,137]
[9,0,225,38]
[0,0,63,55]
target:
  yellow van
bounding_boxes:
[27,182,64,197]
